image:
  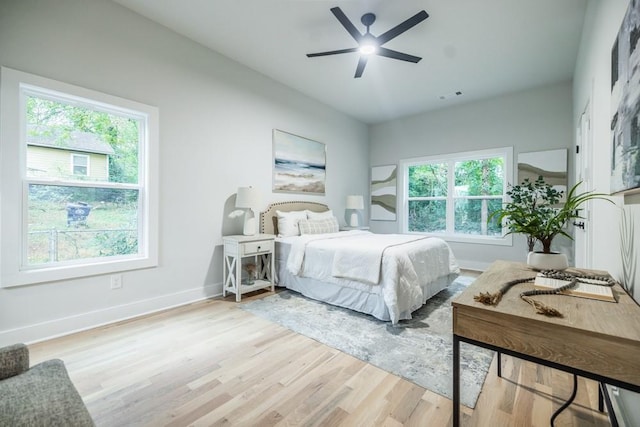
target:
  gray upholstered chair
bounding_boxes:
[0,343,94,426]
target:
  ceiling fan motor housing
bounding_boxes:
[361,13,376,28]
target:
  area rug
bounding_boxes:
[241,276,494,408]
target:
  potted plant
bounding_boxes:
[489,176,612,269]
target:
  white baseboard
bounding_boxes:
[0,261,487,347]
[0,282,223,347]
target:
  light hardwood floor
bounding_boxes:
[29,278,611,426]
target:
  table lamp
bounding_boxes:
[346,195,364,227]
[236,186,260,235]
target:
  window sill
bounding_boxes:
[1,256,157,288]
[405,231,513,246]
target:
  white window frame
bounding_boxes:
[0,67,159,287]
[398,146,513,246]
[71,153,90,176]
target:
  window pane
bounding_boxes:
[408,200,446,232]
[26,95,139,183]
[454,158,504,196]
[73,156,88,166]
[454,198,503,236]
[73,165,87,175]
[27,184,139,265]
[408,163,448,197]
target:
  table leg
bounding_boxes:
[269,252,275,291]
[598,383,604,412]
[497,350,502,378]
[453,334,460,427]
[235,254,242,302]
[222,255,227,298]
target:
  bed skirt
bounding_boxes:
[276,257,458,321]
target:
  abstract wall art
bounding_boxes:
[370,165,397,221]
[611,0,640,195]
[517,148,567,199]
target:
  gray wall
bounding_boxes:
[0,0,369,345]
[573,0,640,424]
[369,82,574,270]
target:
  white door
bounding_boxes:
[574,103,593,268]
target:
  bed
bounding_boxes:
[260,201,460,324]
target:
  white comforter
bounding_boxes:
[283,230,459,323]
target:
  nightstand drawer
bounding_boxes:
[241,240,274,255]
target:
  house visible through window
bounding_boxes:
[71,153,89,176]
[399,147,513,245]
[0,67,158,286]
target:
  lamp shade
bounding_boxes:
[346,195,364,210]
[236,187,259,208]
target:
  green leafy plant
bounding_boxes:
[489,176,613,254]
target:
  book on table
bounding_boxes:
[533,273,616,302]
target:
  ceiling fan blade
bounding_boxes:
[354,56,368,78]
[376,10,428,45]
[307,47,359,58]
[377,47,422,63]
[330,7,363,42]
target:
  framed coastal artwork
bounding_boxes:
[272,129,326,195]
[370,165,397,221]
[611,0,640,195]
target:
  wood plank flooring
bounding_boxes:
[28,280,611,426]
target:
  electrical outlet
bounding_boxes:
[110,274,123,289]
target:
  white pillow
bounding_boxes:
[276,210,307,237]
[299,217,340,235]
[306,209,334,220]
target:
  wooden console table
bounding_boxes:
[452,260,640,426]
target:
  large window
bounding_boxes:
[0,67,158,286]
[399,147,513,245]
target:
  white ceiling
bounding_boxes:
[112,0,588,124]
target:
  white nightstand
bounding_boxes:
[223,234,275,302]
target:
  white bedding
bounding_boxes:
[278,230,459,323]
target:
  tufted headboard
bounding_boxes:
[260,201,330,235]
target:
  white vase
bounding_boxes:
[527,251,569,270]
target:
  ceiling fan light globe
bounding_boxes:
[359,44,377,55]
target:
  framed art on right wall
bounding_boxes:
[611,0,640,195]
[370,165,397,221]
[518,148,567,200]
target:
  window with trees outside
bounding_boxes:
[399,147,513,245]
[0,67,158,286]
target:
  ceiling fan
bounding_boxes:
[307,7,429,78]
